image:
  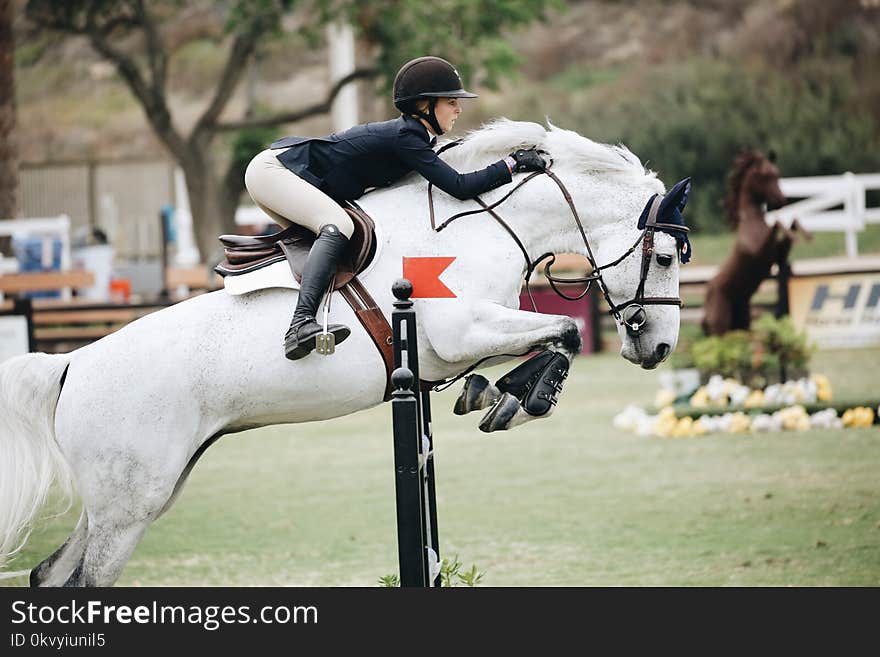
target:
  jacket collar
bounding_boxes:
[401,114,437,147]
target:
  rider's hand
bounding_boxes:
[508,148,548,173]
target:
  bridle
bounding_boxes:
[427,144,689,336]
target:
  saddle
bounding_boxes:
[214,202,395,400]
[216,202,377,284]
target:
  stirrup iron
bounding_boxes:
[315,278,336,356]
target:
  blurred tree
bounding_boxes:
[328,0,559,91]
[570,58,880,232]
[24,0,557,262]
[0,0,17,255]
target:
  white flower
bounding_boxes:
[613,404,647,431]
[810,408,842,429]
[764,383,782,405]
[729,383,751,407]
[751,414,774,432]
[705,375,726,402]
[636,415,658,437]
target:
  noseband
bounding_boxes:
[427,144,689,335]
[600,193,689,335]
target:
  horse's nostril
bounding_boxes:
[656,343,670,360]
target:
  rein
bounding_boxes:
[429,167,545,310]
[426,141,688,335]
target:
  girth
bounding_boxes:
[214,202,395,400]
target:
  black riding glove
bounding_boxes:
[508,148,548,173]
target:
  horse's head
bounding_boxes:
[590,178,691,370]
[748,151,786,210]
[725,150,786,224]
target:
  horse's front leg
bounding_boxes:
[773,219,812,246]
[475,348,573,432]
[787,218,813,243]
[773,221,796,245]
[769,221,797,268]
[453,371,504,416]
[424,300,582,364]
[423,301,582,432]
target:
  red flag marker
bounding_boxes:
[402,256,456,298]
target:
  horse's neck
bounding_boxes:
[456,173,649,259]
[736,192,769,232]
[734,190,778,259]
[366,171,653,267]
[366,176,579,258]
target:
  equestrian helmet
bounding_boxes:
[393,56,477,113]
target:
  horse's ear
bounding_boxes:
[660,177,691,217]
[767,149,777,163]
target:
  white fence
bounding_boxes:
[766,172,880,257]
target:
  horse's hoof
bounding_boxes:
[453,374,500,415]
[478,392,523,433]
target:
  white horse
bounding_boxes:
[0,119,688,586]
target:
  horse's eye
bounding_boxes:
[656,253,673,267]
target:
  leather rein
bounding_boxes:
[427,141,688,335]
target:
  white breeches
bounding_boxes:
[244,148,354,238]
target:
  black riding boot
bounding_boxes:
[284,224,351,360]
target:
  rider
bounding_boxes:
[245,55,548,361]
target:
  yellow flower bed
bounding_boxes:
[615,372,877,438]
[683,374,834,410]
[811,374,833,402]
[842,407,875,428]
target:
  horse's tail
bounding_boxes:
[0,352,75,570]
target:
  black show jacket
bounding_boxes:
[270,115,512,202]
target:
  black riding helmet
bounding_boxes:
[393,56,477,135]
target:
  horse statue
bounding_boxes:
[702,149,809,335]
[0,119,691,586]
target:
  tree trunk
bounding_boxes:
[0,0,18,255]
[182,160,238,266]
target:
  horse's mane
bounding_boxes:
[440,118,655,179]
[384,118,656,195]
[724,149,766,227]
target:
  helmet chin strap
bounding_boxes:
[413,98,444,136]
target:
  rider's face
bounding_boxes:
[432,97,462,134]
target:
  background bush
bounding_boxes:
[543,57,880,232]
[687,314,814,386]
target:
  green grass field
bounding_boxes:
[4,347,878,587]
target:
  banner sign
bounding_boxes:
[789,273,880,348]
